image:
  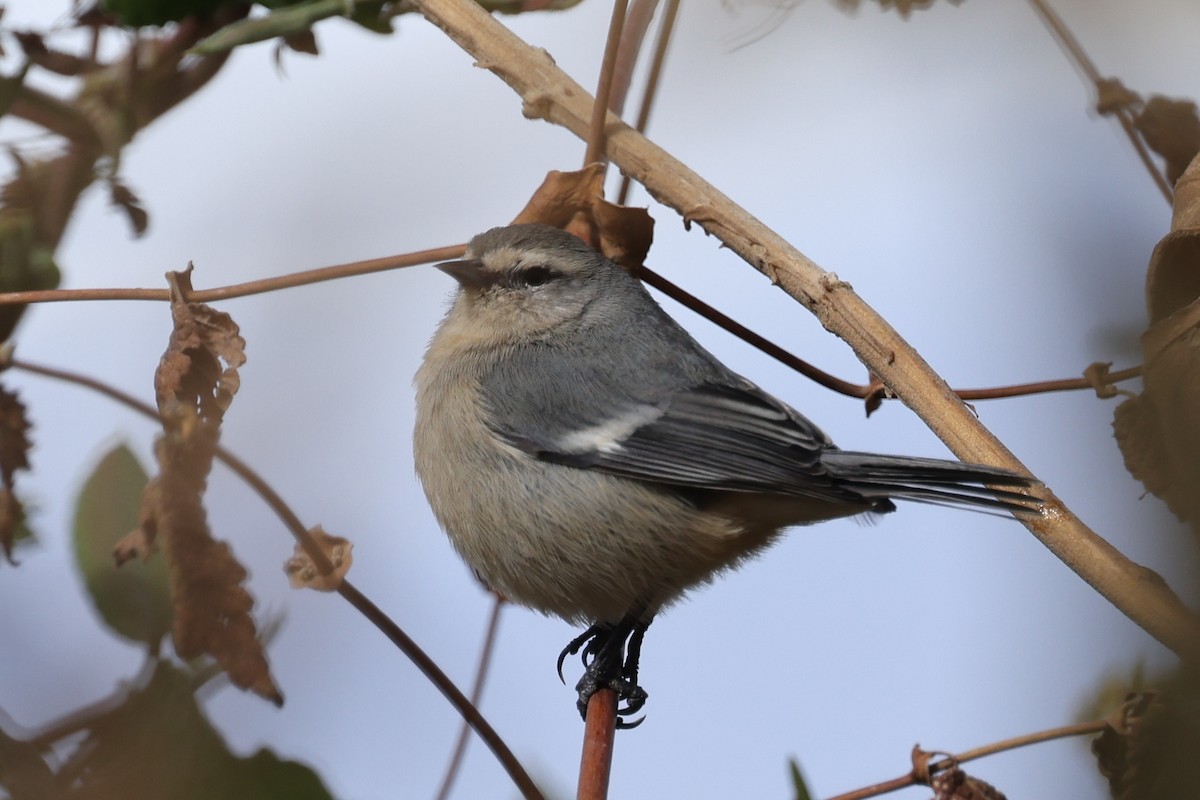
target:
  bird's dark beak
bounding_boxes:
[435,258,493,289]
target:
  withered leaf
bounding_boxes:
[149,285,276,703]
[154,406,282,706]
[863,375,889,417]
[11,31,46,56]
[1083,361,1119,399]
[1135,96,1200,185]
[113,526,156,567]
[1095,77,1143,115]
[284,30,319,55]
[1091,692,1200,800]
[0,384,31,487]
[10,31,95,79]
[834,0,964,18]
[1113,395,1170,503]
[0,384,31,562]
[273,30,320,76]
[0,487,24,564]
[929,766,1007,800]
[284,526,353,592]
[155,266,246,423]
[1118,155,1200,536]
[118,474,163,564]
[109,180,149,237]
[512,165,654,269]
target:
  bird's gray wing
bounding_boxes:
[493,379,849,498]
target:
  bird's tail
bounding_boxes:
[821,451,1039,515]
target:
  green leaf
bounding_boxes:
[191,0,348,55]
[73,443,171,646]
[100,0,232,28]
[788,757,814,800]
[0,725,62,800]
[73,662,332,800]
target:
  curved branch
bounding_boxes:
[411,0,1200,659]
[9,357,545,800]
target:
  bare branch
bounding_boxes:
[8,356,545,800]
[411,0,1200,659]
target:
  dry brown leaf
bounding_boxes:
[835,0,964,18]
[929,766,1006,800]
[511,165,654,269]
[1135,96,1200,186]
[1090,692,1198,800]
[910,745,939,784]
[154,266,246,422]
[0,487,24,564]
[863,374,889,417]
[117,475,163,565]
[109,180,149,237]
[148,277,278,703]
[283,30,319,55]
[912,748,1006,800]
[284,526,353,592]
[1095,77,1143,116]
[1098,686,1200,800]
[1084,361,1120,399]
[1115,154,1200,536]
[0,384,32,488]
[0,384,32,563]
[113,526,156,567]
[154,406,282,706]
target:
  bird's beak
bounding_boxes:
[435,258,493,289]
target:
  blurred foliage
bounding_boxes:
[0,725,58,799]
[1091,682,1200,800]
[834,0,965,17]
[0,661,333,800]
[73,662,330,800]
[1113,137,1200,540]
[0,207,61,343]
[788,757,814,800]
[100,0,234,28]
[73,443,172,647]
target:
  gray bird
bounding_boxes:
[414,223,1035,724]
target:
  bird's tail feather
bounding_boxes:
[822,451,1039,515]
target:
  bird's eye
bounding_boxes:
[518,265,557,287]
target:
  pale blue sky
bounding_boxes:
[0,1,1196,798]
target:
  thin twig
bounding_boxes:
[8,357,545,800]
[954,367,1142,400]
[825,720,1108,800]
[0,244,467,306]
[577,690,619,800]
[640,264,867,396]
[1024,0,1173,202]
[643,264,1143,400]
[433,593,506,800]
[26,658,160,749]
[607,0,660,120]
[583,0,630,168]
[413,0,1200,660]
[0,254,1141,403]
[617,0,679,206]
[578,3,636,789]
[335,581,544,800]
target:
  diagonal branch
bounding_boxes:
[1024,0,1173,203]
[411,0,1200,660]
[9,356,544,800]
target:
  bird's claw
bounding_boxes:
[575,668,648,728]
[558,617,652,727]
[557,624,604,684]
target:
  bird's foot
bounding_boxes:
[574,668,648,728]
[557,616,651,728]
